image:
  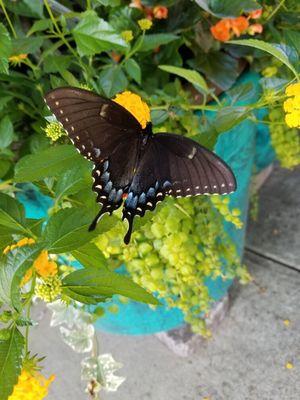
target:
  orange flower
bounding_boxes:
[230,16,249,37]
[210,19,231,42]
[111,52,121,63]
[248,23,263,35]
[249,9,263,19]
[33,250,58,278]
[153,5,168,19]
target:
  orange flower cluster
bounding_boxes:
[21,250,58,286]
[210,9,263,42]
[130,0,168,20]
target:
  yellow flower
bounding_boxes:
[20,268,34,287]
[283,83,300,129]
[285,83,300,97]
[285,361,294,370]
[121,30,134,43]
[113,91,151,129]
[44,121,65,141]
[33,250,58,278]
[3,237,35,255]
[9,54,28,65]
[138,18,153,31]
[8,369,55,400]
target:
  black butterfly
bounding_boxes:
[45,87,237,244]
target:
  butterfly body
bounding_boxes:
[45,87,237,244]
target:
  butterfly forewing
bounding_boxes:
[45,87,142,225]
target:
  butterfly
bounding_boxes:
[45,87,237,244]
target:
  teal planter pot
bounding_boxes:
[18,71,275,335]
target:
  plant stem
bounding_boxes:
[266,0,286,21]
[24,274,36,354]
[0,0,17,38]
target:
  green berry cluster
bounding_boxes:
[96,196,248,336]
[269,109,300,169]
[35,275,62,303]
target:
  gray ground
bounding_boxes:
[30,164,300,400]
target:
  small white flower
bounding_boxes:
[81,354,125,392]
[60,323,95,353]
[47,300,80,328]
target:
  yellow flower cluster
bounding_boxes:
[121,30,134,43]
[8,370,55,400]
[44,121,65,141]
[113,91,151,129]
[138,18,153,31]
[9,54,28,65]
[35,275,62,303]
[284,83,300,128]
[3,237,35,255]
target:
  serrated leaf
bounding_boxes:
[43,208,116,254]
[14,145,85,182]
[98,66,128,97]
[229,39,299,78]
[27,19,52,36]
[0,326,24,400]
[0,245,41,311]
[72,11,128,57]
[140,34,178,52]
[11,37,43,55]
[124,58,141,84]
[62,268,159,305]
[0,23,11,75]
[43,55,72,74]
[159,65,208,93]
[55,166,90,200]
[71,243,108,270]
[0,116,14,148]
[0,193,29,235]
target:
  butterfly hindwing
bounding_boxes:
[122,133,236,243]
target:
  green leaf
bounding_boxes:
[199,106,249,149]
[59,70,80,87]
[195,0,260,17]
[62,268,159,305]
[11,37,43,55]
[62,287,108,305]
[0,24,11,58]
[229,39,299,79]
[43,55,72,74]
[0,193,29,235]
[27,19,52,36]
[71,243,107,270]
[0,116,14,149]
[159,65,208,93]
[55,166,90,200]
[0,23,11,75]
[284,30,300,55]
[0,245,41,311]
[140,34,178,52]
[72,11,128,57]
[98,66,128,97]
[43,208,116,254]
[124,59,141,84]
[14,145,84,182]
[0,326,24,400]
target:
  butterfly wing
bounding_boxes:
[44,87,142,225]
[122,132,236,244]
